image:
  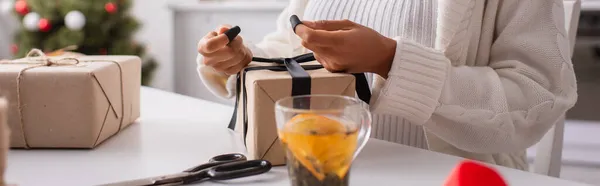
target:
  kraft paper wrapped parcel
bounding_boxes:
[0,98,9,186]
[227,54,371,166]
[0,51,141,149]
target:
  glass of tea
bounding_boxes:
[275,95,372,186]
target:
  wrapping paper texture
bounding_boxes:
[236,62,357,166]
[0,98,8,186]
[0,55,141,148]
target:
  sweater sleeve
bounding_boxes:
[196,0,309,100]
[369,0,578,153]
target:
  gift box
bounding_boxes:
[227,53,370,166]
[0,49,141,149]
[0,98,9,185]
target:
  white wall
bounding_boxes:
[131,0,174,91]
[0,12,18,59]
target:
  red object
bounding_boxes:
[99,48,107,55]
[38,18,51,32]
[104,2,117,14]
[14,0,29,15]
[444,160,508,186]
[10,44,18,54]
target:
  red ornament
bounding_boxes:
[104,2,117,14]
[444,161,507,186]
[10,44,18,54]
[99,48,107,55]
[14,0,29,15]
[38,18,51,32]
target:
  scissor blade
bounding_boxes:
[96,178,158,186]
[96,173,188,186]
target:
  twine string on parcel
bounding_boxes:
[0,48,126,149]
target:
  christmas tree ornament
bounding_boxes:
[14,0,28,15]
[104,2,117,14]
[38,18,51,32]
[0,0,14,15]
[23,12,40,31]
[10,44,18,54]
[64,11,86,31]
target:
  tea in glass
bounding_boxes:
[275,95,371,186]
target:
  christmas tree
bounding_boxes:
[5,0,157,86]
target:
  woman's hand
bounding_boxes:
[294,19,397,78]
[197,25,253,75]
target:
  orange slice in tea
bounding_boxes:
[280,114,356,181]
[284,114,347,134]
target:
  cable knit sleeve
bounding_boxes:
[370,0,578,153]
[196,0,309,100]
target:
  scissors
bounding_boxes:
[98,153,272,186]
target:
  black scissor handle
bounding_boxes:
[207,160,272,180]
[209,153,247,163]
[183,161,225,173]
[183,153,247,173]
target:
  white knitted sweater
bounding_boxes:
[197,0,578,170]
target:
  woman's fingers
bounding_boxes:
[302,19,355,31]
[198,32,230,54]
[294,19,354,48]
[224,58,249,75]
[215,53,248,75]
[211,58,236,73]
[295,24,344,47]
[202,47,237,66]
[229,36,245,52]
[313,50,346,73]
[216,24,233,34]
[197,25,252,75]
[202,35,245,67]
[198,31,218,54]
[206,34,230,53]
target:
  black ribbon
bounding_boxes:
[227,53,372,147]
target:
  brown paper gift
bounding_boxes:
[0,49,141,149]
[0,98,9,186]
[227,54,371,166]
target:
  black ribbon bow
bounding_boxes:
[227,53,372,148]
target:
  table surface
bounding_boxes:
[4,87,591,186]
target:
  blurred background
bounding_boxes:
[0,0,599,185]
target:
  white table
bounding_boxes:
[5,87,590,186]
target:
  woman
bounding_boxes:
[196,0,578,170]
